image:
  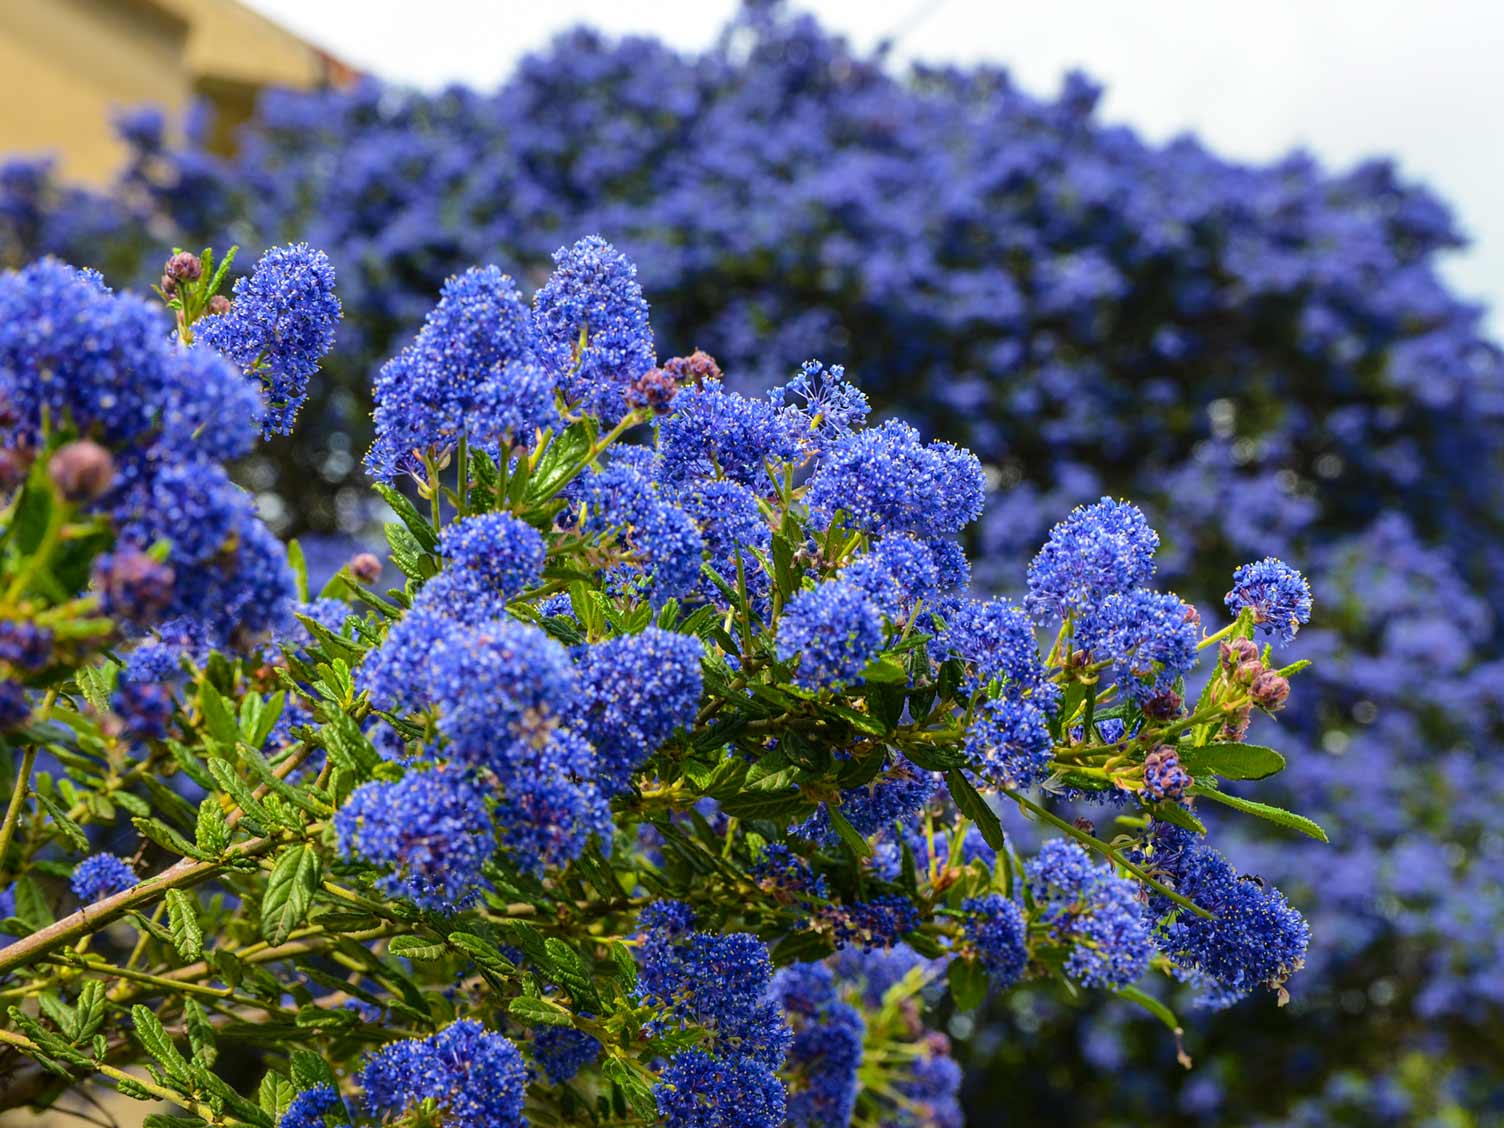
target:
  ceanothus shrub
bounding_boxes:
[0,236,1324,1125]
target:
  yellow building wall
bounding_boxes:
[0,0,340,185]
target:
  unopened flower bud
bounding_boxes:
[1250,670,1290,710]
[350,552,383,584]
[165,251,203,282]
[1143,689,1183,720]
[1221,637,1259,669]
[207,294,231,316]
[159,273,177,297]
[661,349,723,387]
[0,446,33,493]
[1143,745,1192,801]
[1236,659,1264,686]
[94,549,175,623]
[49,440,115,502]
[1073,816,1096,835]
[1220,706,1252,742]
[625,367,679,412]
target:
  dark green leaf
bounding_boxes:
[260,844,322,944]
[947,956,989,1011]
[946,770,1005,850]
[1179,742,1286,781]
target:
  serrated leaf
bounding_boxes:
[1188,785,1329,842]
[195,796,231,855]
[133,816,214,862]
[508,995,576,1027]
[131,1004,191,1082]
[183,998,216,1067]
[198,682,240,747]
[387,935,448,961]
[261,844,321,944]
[719,788,812,820]
[165,889,203,959]
[33,791,89,852]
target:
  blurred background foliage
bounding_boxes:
[4,1,1504,1122]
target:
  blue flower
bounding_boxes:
[531,236,656,426]
[360,1020,527,1128]
[1024,497,1159,621]
[681,478,773,614]
[964,697,1053,790]
[659,380,799,487]
[197,243,339,437]
[938,597,1050,699]
[840,534,940,620]
[776,580,883,690]
[335,766,493,912]
[806,420,984,538]
[1225,556,1313,643]
[961,894,1029,987]
[277,1085,343,1128]
[1076,589,1199,703]
[575,627,704,795]
[1026,840,1153,990]
[366,266,551,482]
[1140,823,1310,1007]
[533,1024,601,1084]
[774,962,864,1128]
[71,853,137,903]
[655,1050,786,1128]
[429,512,547,617]
[768,359,870,459]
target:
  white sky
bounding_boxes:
[243,0,1504,331]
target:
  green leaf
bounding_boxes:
[131,1004,192,1082]
[507,995,575,1027]
[719,788,812,820]
[1117,984,1183,1034]
[1189,785,1329,842]
[526,419,597,502]
[1179,742,1286,781]
[826,805,874,859]
[448,932,517,973]
[132,816,214,862]
[195,797,231,856]
[197,682,240,747]
[260,844,322,945]
[286,539,309,602]
[183,998,217,1067]
[165,889,203,960]
[947,957,990,1011]
[33,792,88,852]
[373,482,440,552]
[73,981,105,1043]
[387,935,448,962]
[1150,801,1206,834]
[946,770,1005,850]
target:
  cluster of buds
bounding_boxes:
[48,439,114,503]
[159,250,202,297]
[1143,745,1192,801]
[1221,637,1291,711]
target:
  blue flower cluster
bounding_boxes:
[334,766,493,912]
[1225,556,1314,643]
[70,853,137,903]
[197,242,340,436]
[775,581,882,690]
[1139,823,1311,1008]
[1026,840,1153,990]
[637,902,790,1127]
[960,894,1029,988]
[366,265,552,483]
[359,1020,527,1128]
[773,962,865,1128]
[0,258,297,649]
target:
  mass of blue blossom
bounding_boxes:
[0,1,1498,1121]
[0,223,1339,1127]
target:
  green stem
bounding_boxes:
[456,432,469,516]
[1004,789,1215,920]
[0,744,38,883]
